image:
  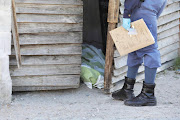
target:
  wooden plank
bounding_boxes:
[113,65,144,77]
[157,19,179,33]
[10,65,81,76]
[158,34,179,49]
[15,0,83,5]
[112,71,133,84]
[11,44,82,55]
[157,59,176,73]
[114,48,123,58]
[107,0,119,23]
[18,23,83,33]
[161,50,178,64]
[160,42,179,56]
[12,0,22,68]
[104,0,120,93]
[113,66,128,76]
[160,2,180,16]
[16,14,83,23]
[114,33,180,58]
[16,4,83,15]
[13,32,83,45]
[10,0,84,91]
[104,23,116,93]
[166,0,180,5]
[114,55,127,69]
[10,55,82,65]
[158,26,179,40]
[112,66,144,83]
[12,86,79,91]
[12,75,80,87]
[158,11,179,26]
[110,19,155,56]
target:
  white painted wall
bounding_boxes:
[0,0,12,104]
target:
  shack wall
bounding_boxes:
[10,0,83,91]
[0,0,12,104]
[112,0,180,90]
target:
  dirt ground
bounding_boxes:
[0,69,180,120]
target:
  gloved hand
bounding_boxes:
[122,18,131,31]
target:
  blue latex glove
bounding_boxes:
[122,18,131,31]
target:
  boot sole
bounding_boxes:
[124,102,157,106]
[112,97,125,101]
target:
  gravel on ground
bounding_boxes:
[0,69,180,120]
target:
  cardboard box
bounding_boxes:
[110,19,155,56]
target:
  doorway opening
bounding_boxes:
[83,0,109,54]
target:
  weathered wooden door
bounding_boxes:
[10,0,83,91]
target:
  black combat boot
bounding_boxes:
[124,82,157,106]
[112,77,135,101]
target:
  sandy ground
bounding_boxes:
[0,69,180,120]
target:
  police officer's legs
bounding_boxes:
[124,66,157,106]
[145,66,157,84]
[127,64,140,79]
[112,76,136,100]
[112,52,142,101]
[124,49,160,106]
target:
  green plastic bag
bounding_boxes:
[81,65,104,89]
[81,44,105,89]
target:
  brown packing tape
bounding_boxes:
[109,19,155,56]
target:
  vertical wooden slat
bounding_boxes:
[104,0,119,93]
[107,0,119,23]
[11,0,21,68]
